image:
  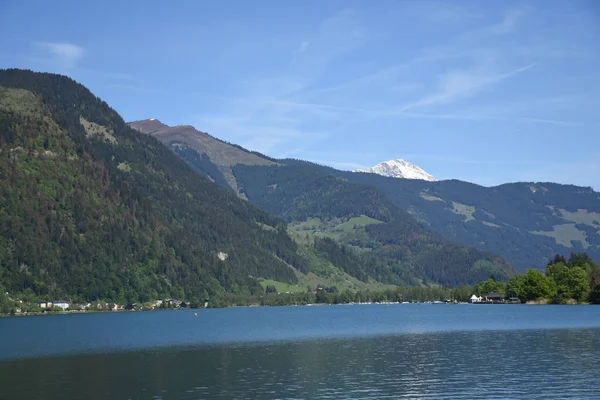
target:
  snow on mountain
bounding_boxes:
[355,159,438,181]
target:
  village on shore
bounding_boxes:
[2,289,529,317]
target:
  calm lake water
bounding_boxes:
[1,304,600,399]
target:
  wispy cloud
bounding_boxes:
[191,8,367,155]
[489,8,526,35]
[516,116,582,127]
[394,63,537,113]
[32,42,84,68]
[148,2,595,188]
[393,110,582,127]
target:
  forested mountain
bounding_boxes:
[134,116,600,273]
[272,160,600,271]
[3,69,509,307]
[329,170,600,271]
[0,69,312,303]
[129,117,516,285]
[232,163,514,285]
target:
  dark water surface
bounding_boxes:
[1,304,600,399]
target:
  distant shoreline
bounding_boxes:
[2,300,591,318]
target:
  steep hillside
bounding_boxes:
[0,69,309,303]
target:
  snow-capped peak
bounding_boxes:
[355,159,438,181]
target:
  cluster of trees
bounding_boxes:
[506,253,600,304]
[215,285,474,308]
[471,253,600,304]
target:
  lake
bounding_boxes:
[1,304,599,399]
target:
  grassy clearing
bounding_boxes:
[258,279,306,293]
[283,216,397,294]
[80,116,117,144]
[450,202,476,222]
[419,191,444,202]
[0,87,45,116]
[289,215,384,242]
[260,271,396,294]
[531,223,589,249]
[260,243,397,294]
[481,220,501,228]
[336,215,384,231]
[558,208,600,226]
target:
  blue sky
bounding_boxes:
[1,0,599,188]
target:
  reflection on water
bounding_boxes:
[1,328,599,399]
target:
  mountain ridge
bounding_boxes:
[129,118,276,194]
[128,118,599,271]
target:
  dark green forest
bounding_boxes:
[232,164,514,285]
[0,69,310,303]
[297,160,600,271]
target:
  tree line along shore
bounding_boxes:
[2,253,598,316]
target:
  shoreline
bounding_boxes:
[2,299,591,318]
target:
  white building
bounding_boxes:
[469,295,483,303]
[53,300,70,310]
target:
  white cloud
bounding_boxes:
[190,9,367,156]
[33,42,84,68]
[395,63,536,113]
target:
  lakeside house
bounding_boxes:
[39,301,52,309]
[469,295,483,303]
[484,292,503,303]
[53,300,70,310]
[469,292,507,304]
[39,301,71,310]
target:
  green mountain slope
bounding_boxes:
[0,69,312,303]
[277,159,600,270]
[328,170,600,271]
[232,163,515,285]
[127,120,514,285]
